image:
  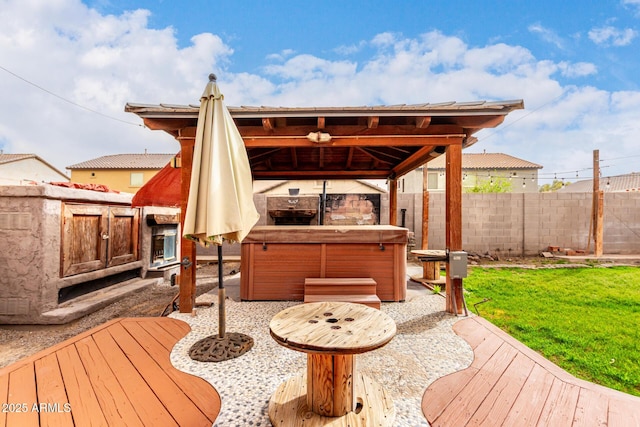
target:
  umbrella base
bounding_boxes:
[188,332,254,362]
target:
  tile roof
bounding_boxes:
[559,173,640,192]
[426,152,542,170]
[0,153,38,165]
[125,100,525,118]
[67,153,177,170]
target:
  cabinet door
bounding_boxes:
[61,204,108,277]
[108,207,140,267]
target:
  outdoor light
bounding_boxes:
[306,131,331,143]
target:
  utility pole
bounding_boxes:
[592,150,604,256]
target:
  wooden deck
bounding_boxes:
[422,316,640,426]
[0,317,220,427]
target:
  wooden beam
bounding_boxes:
[290,147,298,169]
[262,118,275,131]
[252,169,390,180]
[416,116,431,128]
[422,166,429,249]
[242,134,467,148]
[445,143,464,315]
[454,115,506,128]
[346,147,354,169]
[391,146,438,178]
[389,178,398,226]
[317,117,325,129]
[355,147,395,165]
[179,139,196,314]
[180,124,466,138]
[367,116,379,129]
[143,117,193,132]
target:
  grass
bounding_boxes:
[463,266,640,397]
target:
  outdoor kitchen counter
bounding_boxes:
[240,225,408,302]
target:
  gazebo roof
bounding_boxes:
[125,100,524,181]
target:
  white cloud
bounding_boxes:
[623,0,640,15]
[528,23,566,50]
[557,61,597,78]
[0,0,638,180]
[588,26,637,46]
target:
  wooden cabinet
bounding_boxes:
[61,204,140,277]
[240,226,408,302]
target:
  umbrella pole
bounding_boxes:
[218,245,226,338]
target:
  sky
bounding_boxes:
[1,0,640,185]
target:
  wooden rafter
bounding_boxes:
[317,117,325,129]
[262,118,275,131]
[416,116,431,128]
[355,147,395,165]
[346,147,354,169]
[367,116,379,128]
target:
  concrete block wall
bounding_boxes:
[397,191,640,256]
[240,191,640,257]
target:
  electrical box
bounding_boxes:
[449,251,468,279]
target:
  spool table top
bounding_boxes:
[269,302,396,355]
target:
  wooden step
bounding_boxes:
[304,278,377,296]
[303,294,381,309]
[304,278,381,308]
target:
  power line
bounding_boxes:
[0,64,143,128]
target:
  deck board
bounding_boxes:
[423,316,640,426]
[0,317,220,427]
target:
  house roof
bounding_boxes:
[0,153,37,165]
[67,153,176,170]
[559,173,640,193]
[425,152,542,170]
[0,153,69,179]
[125,100,524,180]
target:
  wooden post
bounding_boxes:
[179,138,196,313]
[307,353,355,416]
[445,143,464,315]
[593,150,604,256]
[595,190,604,256]
[422,166,429,250]
[421,166,439,279]
[389,178,398,226]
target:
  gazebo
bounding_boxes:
[125,100,524,314]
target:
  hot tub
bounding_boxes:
[240,225,408,302]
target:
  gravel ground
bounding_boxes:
[1,255,630,369]
[0,262,239,369]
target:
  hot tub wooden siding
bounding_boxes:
[240,226,408,302]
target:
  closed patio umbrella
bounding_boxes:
[184,74,260,362]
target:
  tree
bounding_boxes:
[465,176,513,193]
[539,180,570,192]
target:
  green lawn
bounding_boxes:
[463,266,640,397]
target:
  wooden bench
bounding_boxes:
[303,278,381,309]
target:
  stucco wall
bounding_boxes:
[70,169,161,194]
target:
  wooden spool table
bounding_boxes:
[269,302,396,426]
[411,249,448,282]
